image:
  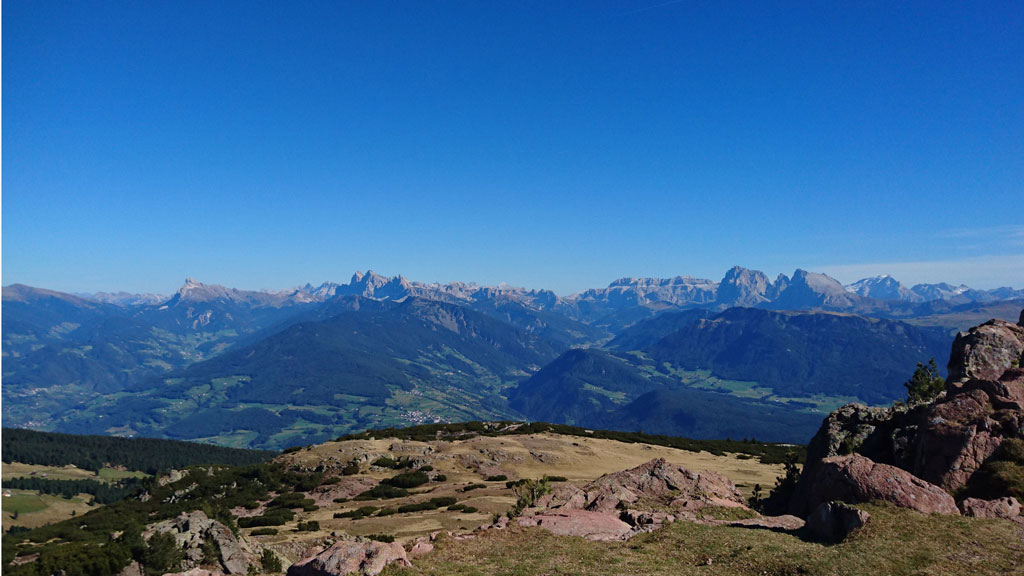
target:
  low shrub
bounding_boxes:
[486,475,507,482]
[383,471,430,489]
[334,506,378,520]
[355,484,409,500]
[249,528,278,536]
[296,521,320,532]
[367,534,395,543]
[397,497,458,513]
[238,509,294,528]
[462,483,486,492]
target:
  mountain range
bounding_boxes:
[4,267,1023,449]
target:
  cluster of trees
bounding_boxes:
[1,476,142,505]
[339,421,806,465]
[2,461,328,576]
[2,428,274,474]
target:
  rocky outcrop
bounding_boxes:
[114,561,145,576]
[542,458,746,516]
[790,310,1024,516]
[947,319,1024,383]
[144,511,252,575]
[287,540,410,576]
[804,501,870,543]
[799,454,959,516]
[518,458,751,540]
[959,496,1022,519]
[727,515,805,531]
[517,509,635,541]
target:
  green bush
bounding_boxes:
[461,506,478,513]
[383,471,429,489]
[905,358,945,404]
[397,497,458,513]
[269,492,314,509]
[462,483,486,492]
[238,509,294,528]
[485,475,507,482]
[296,520,320,532]
[342,462,361,476]
[355,484,409,500]
[372,456,414,469]
[250,528,278,536]
[334,506,378,520]
[260,548,282,572]
[377,508,397,517]
[367,534,395,543]
[508,478,551,518]
[142,532,184,576]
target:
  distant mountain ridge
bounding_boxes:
[4,269,1023,449]
[59,267,1023,317]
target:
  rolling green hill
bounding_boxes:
[56,299,561,449]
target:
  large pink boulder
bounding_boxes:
[544,458,745,515]
[803,454,959,515]
[947,319,1024,384]
[959,496,1022,519]
[517,509,634,541]
[287,540,410,576]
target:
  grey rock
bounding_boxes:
[805,501,870,542]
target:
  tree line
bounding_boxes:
[1,428,276,474]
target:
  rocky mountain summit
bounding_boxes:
[783,309,1024,524]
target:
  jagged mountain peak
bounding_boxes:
[846,275,918,302]
[715,266,772,307]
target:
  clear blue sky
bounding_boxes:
[4,1,1023,295]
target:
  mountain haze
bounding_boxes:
[4,267,1022,448]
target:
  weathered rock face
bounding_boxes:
[543,458,746,515]
[791,310,1024,514]
[516,509,635,541]
[802,403,905,466]
[804,501,870,543]
[144,511,252,575]
[163,569,225,576]
[518,458,750,540]
[947,319,1024,384]
[287,540,410,576]
[798,454,959,516]
[959,496,1022,519]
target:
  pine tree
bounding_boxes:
[905,358,945,404]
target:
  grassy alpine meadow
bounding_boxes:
[1,490,96,530]
[384,504,1024,576]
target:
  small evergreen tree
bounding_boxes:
[905,358,945,404]
[142,532,184,576]
[260,549,282,573]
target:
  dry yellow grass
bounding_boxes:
[262,433,784,555]
[1,462,98,482]
[1,490,97,529]
[383,503,1024,576]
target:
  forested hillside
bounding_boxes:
[1,428,275,474]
